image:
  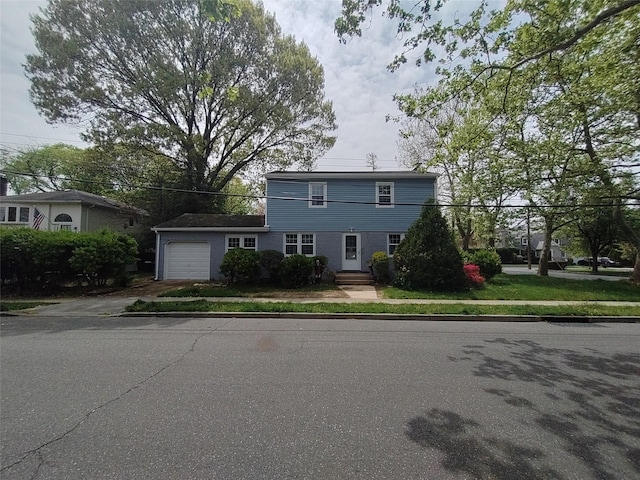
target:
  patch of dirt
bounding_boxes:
[101,277,197,297]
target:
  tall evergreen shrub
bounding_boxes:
[393,202,467,291]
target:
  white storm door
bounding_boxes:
[341,233,361,271]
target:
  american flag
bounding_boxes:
[32,208,45,230]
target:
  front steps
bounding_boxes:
[334,271,374,285]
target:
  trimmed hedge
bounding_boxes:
[220,248,261,284]
[0,228,138,288]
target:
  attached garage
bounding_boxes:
[153,214,268,281]
[164,242,210,280]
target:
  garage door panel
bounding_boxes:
[165,242,210,280]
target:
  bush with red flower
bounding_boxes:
[463,263,485,287]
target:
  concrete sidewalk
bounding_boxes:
[6,291,639,319]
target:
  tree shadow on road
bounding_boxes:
[406,336,640,479]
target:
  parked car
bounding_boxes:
[577,257,597,266]
[576,257,619,267]
[598,257,619,267]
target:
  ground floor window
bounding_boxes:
[226,235,257,252]
[0,206,30,224]
[387,233,405,256]
[285,233,315,256]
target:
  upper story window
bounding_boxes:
[309,182,327,208]
[376,182,394,207]
[0,206,30,223]
[225,235,257,252]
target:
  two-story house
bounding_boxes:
[0,189,148,235]
[153,171,437,280]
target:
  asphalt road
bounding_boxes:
[1,316,639,479]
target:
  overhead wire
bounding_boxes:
[1,169,637,209]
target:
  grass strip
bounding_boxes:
[126,300,640,317]
[0,301,55,311]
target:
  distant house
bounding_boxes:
[153,171,437,280]
[497,230,568,264]
[0,189,147,235]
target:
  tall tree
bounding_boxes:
[25,0,336,214]
[397,94,517,250]
[1,144,91,194]
[384,0,639,278]
[336,0,640,76]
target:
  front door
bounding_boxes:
[341,233,361,271]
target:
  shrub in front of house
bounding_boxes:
[219,248,261,284]
[259,249,285,283]
[392,202,467,291]
[0,228,137,290]
[69,230,138,286]
[463,249,502,280]
[279,254,314,288]
[371,251,391,284]
[463,263,485,287]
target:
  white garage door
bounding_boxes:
[164,242,210,280]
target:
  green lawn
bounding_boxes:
[133,273,640,317]
[159,274,640,302]
[125,299,640,317]
[0,301,56,311]
[383,274,640,302]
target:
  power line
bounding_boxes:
[2,169,637,209]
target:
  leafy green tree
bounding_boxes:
[574,193,620,273]
[397,95,518,249]
[336,0,640,76]
[393,202,467,291]
[26,0,336,213]
[387,0,639,278]
[1,144,87,194]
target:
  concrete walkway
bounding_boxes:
[6,294,639,318]
[338,285,378,300]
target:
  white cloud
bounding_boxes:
[0,0,438,171]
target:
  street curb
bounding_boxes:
[119,312,640,323]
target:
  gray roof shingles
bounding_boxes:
[0,189,147,215]
[154,213,265,229]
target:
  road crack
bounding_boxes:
[1,321,230,477]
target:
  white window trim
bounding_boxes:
[283,233,316,256]
[376,182,394,208]
[308,182,327,208]
[387,233,405,256]
[225,234,258,252]
[1,206,31,224]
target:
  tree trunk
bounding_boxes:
[537,220,553,276]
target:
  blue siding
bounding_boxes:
[266,177,434,232]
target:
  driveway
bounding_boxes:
[502,265,633,281]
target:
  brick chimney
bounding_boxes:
[0,176,7,196]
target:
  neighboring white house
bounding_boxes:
[0,189,147,235]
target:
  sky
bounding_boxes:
[0,0,442,172]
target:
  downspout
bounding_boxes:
[154,230,160,281]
